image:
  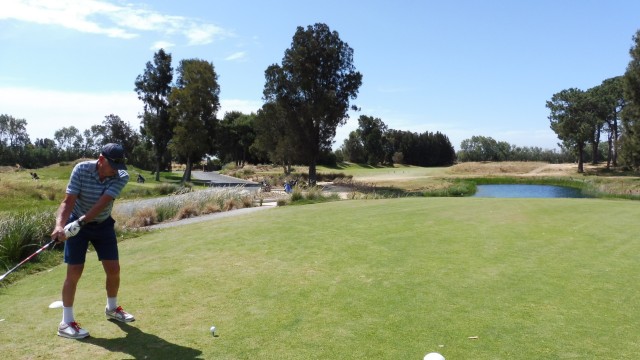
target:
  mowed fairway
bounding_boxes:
[1,197,639,359]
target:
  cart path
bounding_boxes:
[114,171,272,230]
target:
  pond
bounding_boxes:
[473,184,587,198]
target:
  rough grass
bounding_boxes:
[1,198,639,359]
[0,163,212,214]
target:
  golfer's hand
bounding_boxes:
[63,220,82,238]
[51,226,67,242]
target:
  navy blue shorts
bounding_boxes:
[64,216,119,265]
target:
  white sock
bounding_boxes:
[62,306,74,324]
[107,297,117,311]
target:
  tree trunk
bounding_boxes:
[183,157,192,183]
[591,127,600,165]
[606,135,613,169]
[612,120,619,167]
[308,160,317,186]
[154,154,162,181]
[577,143,584,173]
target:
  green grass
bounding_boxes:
[0,163,207,213]
[1,198,639,359]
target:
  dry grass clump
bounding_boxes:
[448,162,548,175]
[174,203,201,220]
[201,203,222,214]
[122,207,158,228]
[112,187,257,229]
[333,178,378,192]
[223,198,240,211]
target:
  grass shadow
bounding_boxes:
[82,321,203,359]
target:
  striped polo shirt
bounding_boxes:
[66,160,129,223]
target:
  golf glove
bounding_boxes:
[63,220,83,238]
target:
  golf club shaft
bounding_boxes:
[0,239,57,281]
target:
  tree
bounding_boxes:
[101,115,138,150]
[357,115,387,165]
[547,88,595,173]
[253,102,301,174]
[621,30,640,169]
[262,23,362,185]
[218,111,257,166]
[0,114,31,166]
[341,131,366,163]
[82,125,105,157]
[458,135,509,162]
[0,114,30,149]
[169,59,220,182]
[54,126,82,158]
[91,114,141,166]
[135,49,174,180]
[590,77,625,168]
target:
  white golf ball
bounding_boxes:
[210,326,216,334]
[424,353,445,360]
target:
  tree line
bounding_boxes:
[547,29,640,172]
[456,135,576,163]
[338,115,456,166]
[1,23,456,183]
[8,23,638,178]
[0,24,364,185]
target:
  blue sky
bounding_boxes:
[1,0,639,151]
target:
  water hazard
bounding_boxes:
[473,184,586,198]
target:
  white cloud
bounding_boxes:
[219,99,262,116]
[151,40,175,50]
[185,23,226,46]
[2,0,229,45]
[0,86,263,140]
[2,0,138,39]
[225,51,247,61]
[0,87,142,140]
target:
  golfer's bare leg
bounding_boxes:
[62,264,84,307]
[102,260,120,298]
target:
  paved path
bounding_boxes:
[114,171,275,230]
[191,170,260,187]
[145,201,277,230]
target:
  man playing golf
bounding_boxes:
[51,143,135,339]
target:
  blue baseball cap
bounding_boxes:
[101,143,127,170]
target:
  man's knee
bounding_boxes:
[65,264,84,283]
[102,260,120,276]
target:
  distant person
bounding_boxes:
[50,143,135,339]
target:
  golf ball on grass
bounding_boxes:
[424,353,445,360]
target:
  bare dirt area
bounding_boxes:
[446,162,605,177]
[317,182,354,199]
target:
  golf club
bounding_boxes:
[0,239,57,282]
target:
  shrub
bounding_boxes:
[202,203,222,214]
[0,210,55,270]
[290,188,304,202]
[125,208,158,228]
[175,203,200,220]
[157,183,181,195]
[223,199,240,211]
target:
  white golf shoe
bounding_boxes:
[57,321,89,339]
[105,305,135,322]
